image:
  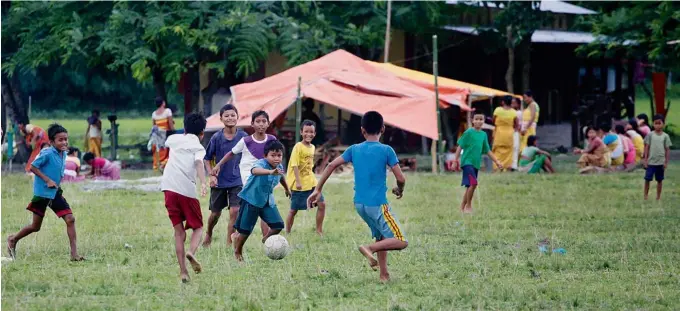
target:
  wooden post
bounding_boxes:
[384,0,392,63]
[433,35,442,173]
[295,77,302,143]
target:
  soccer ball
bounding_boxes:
[264,235,289,260]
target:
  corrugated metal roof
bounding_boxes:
[445,26,635,45]
[446,0,597,15]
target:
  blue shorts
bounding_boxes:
[461,165,479,187]
[290,188,324,210]
[355,203,406,242]
[233,201,284,235]
[644,165,665,182]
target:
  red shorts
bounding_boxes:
[164,191,203,230]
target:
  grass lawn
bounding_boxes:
[2,157,679,310]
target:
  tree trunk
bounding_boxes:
[1,72,31,163]
[152,66,167,103]
[505,26,515,94]
[520,39,531,93]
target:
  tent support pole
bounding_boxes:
[433,35,442,174]
[295,76,302,143]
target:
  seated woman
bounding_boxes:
[63,147,85,183]
[83,152,121,180]
[625,119,645,164]
[615,124,636,171]
[574,126,608,173]
[518,136,555,174]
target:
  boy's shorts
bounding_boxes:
[164,191,203,230]
[355,203,406,242]
[290,188,324,210]
[644,165,665,182]
[27,188,72,218]
[233,201,284,235]
[209,186,242,212]
[461,165,479,187]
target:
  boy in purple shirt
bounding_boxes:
[203,104,248,247]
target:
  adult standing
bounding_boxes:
[491,96,518,171]
[520,90,540,152]
[86,110,102,158]
[19,123,50,173]
[152,97,174,171]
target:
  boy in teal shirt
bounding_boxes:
[453,113,503,213]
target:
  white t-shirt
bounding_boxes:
[161,134,206,198]
[152,108,173,121]
[231,135,273,185]
[88,124,101,138]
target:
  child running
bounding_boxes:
[643,114,672,201]
[6,124,84,261]
[160,113,208,283]
[232,140,291,261]
[212,110,277,237]
[202,104,248,247]
[83,152,121,180]
[308,111,407,282]
[453,113,503,213]
[286,120,327,235]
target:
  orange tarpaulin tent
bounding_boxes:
[368,61,518,101]
[206,50,470,140]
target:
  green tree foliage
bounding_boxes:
[576,2,680,72]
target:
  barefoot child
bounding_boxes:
[213,110,277,237]
[7,124,84,261]
[643,114,672,200]
[232,140,291,261]
[453,113,503,213]
[308,111,407,282]
[202,104,248,247]
[286,120,327,235]
[160,113,209,283]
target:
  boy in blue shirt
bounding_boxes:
[202,104,248,247]
[7,124,84,261]
[232,140,291,261]
[308,111,407,282]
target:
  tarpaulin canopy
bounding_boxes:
[367,61,517,101]
[206,50,471,139]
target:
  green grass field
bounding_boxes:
[2,157,679,310]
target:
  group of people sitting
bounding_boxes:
[574,114,653,173]
[62,147,121,182]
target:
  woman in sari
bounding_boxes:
[19,123,50,173]
[83,152,121,180]
[626,119,645,164]
[151,97,174,171]
[518,135,555,174]
[491,96,518,171]
[510,97,523,170]
[520,91,540,152]
[574,126,608,172]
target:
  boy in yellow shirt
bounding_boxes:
[286,120,326,236]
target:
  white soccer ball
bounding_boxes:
[264,235,289,260]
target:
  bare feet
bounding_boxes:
[316,231,323,238]
[70,255,85,261]
[202,234,212,248]
[234,251,244,262]
[380,273,391,282]
[185,253,202,274]
[180,273,190,283]
[358,246,378,271]
[644,195,649,200]
[7,235,16,260]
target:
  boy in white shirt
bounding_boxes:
[160,113,208,283]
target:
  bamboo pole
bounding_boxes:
[295,77,302,143]
[384,0,392,63]
[433,35,442,173]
